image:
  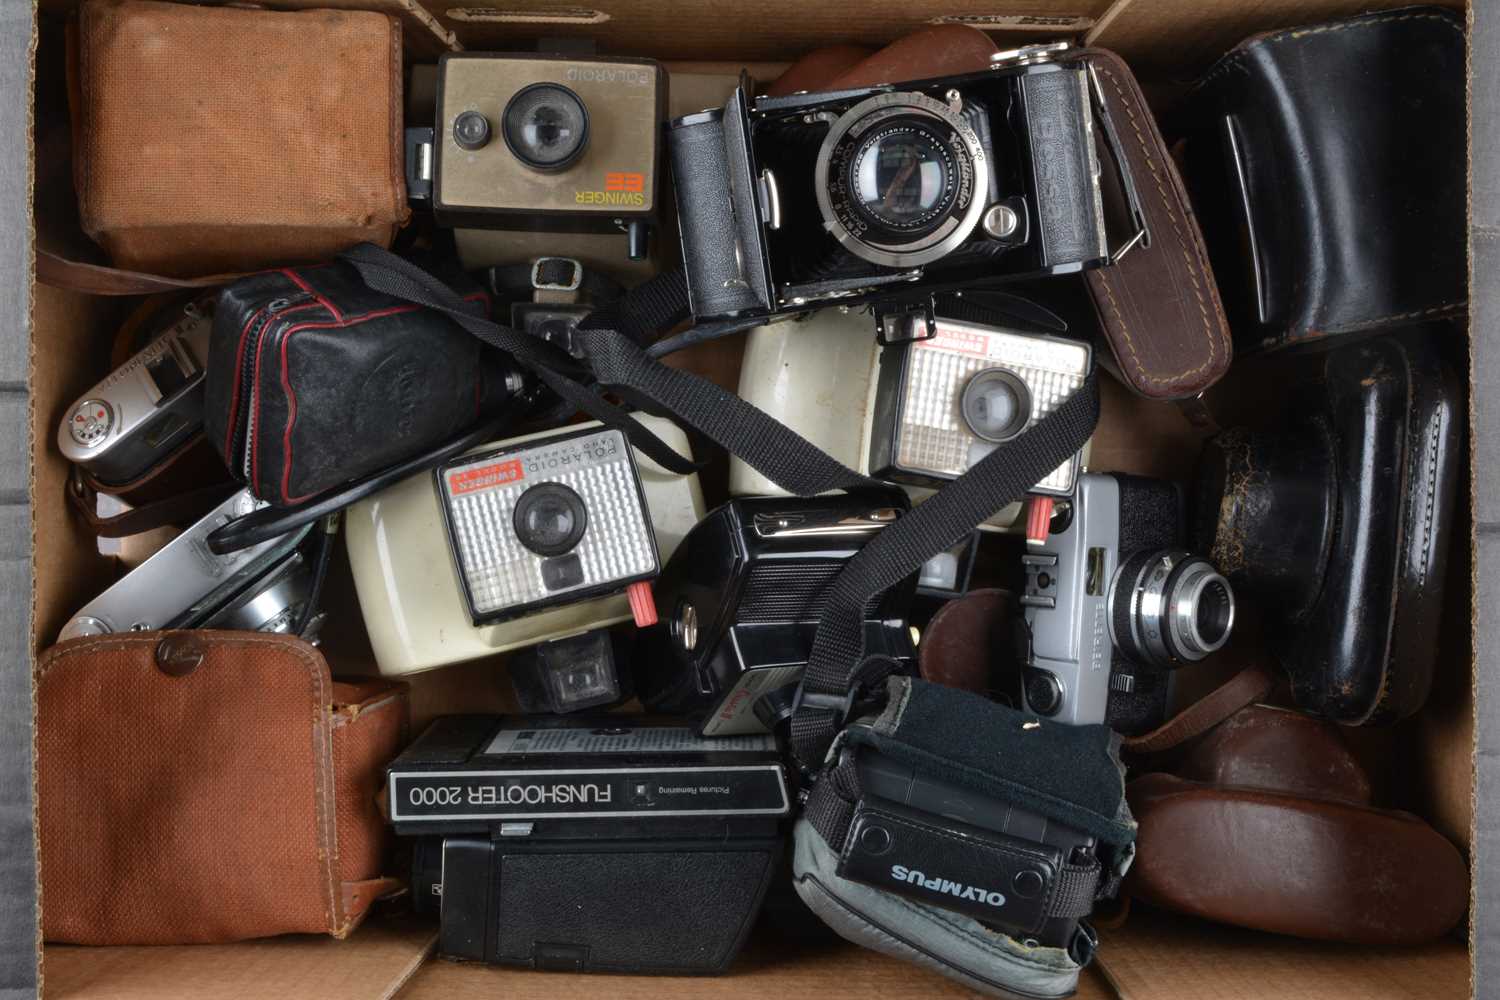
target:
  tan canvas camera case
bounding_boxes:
[69,0,410,278]
[15,0,1488,998]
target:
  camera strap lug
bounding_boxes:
[404,127,434,204]
[531,257,584,302]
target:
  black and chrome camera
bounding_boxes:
[57,488,322,642]
[57,296,213,487]
[435,425,661,627]
[1020,473,1236,734]
[870,315,1091,494]
[637,496,917,736]
[411,54,665,260]
[390,715,789,974]
[669,45,1136,321]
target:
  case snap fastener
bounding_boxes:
[155,634,205,677]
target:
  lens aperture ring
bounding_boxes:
[1109,549,1235,669]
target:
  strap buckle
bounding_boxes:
[531,257,584,293]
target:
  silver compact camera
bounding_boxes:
[1019,472,1235,735]
[869,316,1091,494]
[59,489,318,642]
[436,425,661,626]
[57,297,213,487]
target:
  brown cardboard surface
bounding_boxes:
[1096,908,1470,1000]
[427,0,1111,61]
[394,936,1118,998]
[1087,0,1465,77]
[42,919,437,1000]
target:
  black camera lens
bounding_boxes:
[502,83,589,172]
[960,369,1032,442]
[848,121,958,234]
[513,482,589,556]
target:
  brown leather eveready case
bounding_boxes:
[70,0,409,278]
[37,631,407,945]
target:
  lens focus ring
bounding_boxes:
[1109,550,1235,668]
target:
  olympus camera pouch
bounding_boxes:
[204,261,520,506]
[36,631,408,945]
[1176,7,1466,354]
[70,0,409,278]
[793,677,1135,999]
[1194,330,1462,724]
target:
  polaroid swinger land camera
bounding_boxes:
[1019,473,1236,734]
[411,53,665,261]
[669,44,1136,321]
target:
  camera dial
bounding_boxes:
[1109,549,1235,668]
[816,91,989,268]
[512,482,589,557]
[502,83,590,172]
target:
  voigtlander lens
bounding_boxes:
[816,91,988,268]
[1109,549,1235,668]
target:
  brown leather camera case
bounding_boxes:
[37,631,407,945]
[1126,703,1468,945]
[70,0,409,278]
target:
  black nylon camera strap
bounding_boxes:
[337,243,1098,776]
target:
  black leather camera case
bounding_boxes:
[1177,7,1465,354]
[205,262,518,505]
[1196,330,1462,724]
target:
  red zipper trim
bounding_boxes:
[224,300,321,459]
[261,289,491,504]
[280,268,344,322]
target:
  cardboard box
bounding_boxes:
[12,0,1484,996]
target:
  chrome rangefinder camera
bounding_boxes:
[1020,473,1236,735]
[669,45,1135,321]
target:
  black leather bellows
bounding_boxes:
[1176,7,1466,355]
[1194,330,1462,724]
[204,262,523,505]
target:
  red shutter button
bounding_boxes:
[627,581,658,628]
[1026,496,1054,545]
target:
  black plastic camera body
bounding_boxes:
[637,496,918,737]
[668,49,1126,322]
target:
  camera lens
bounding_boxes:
[960,369,1032,443]
[512,482,589,557]
[849,123,957,233]
[502,83,589,172]
[1109,550,1236,668]
[816,91,989,269]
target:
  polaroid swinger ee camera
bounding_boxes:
[637,495,917,737]
[57,296,214,488]
[669,45,1130,321]
[412,54,665,261]
[1020,473,1236,734]
[344,416,705,677]
[390,715,789,974]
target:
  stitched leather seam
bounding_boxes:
[1190,12,1462,96]
[1092,64,1225,386]
[1315,301,1467,335]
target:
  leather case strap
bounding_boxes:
[1121,659,1277,755]
[36,248,241,295]
[1080,48,1232,400]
